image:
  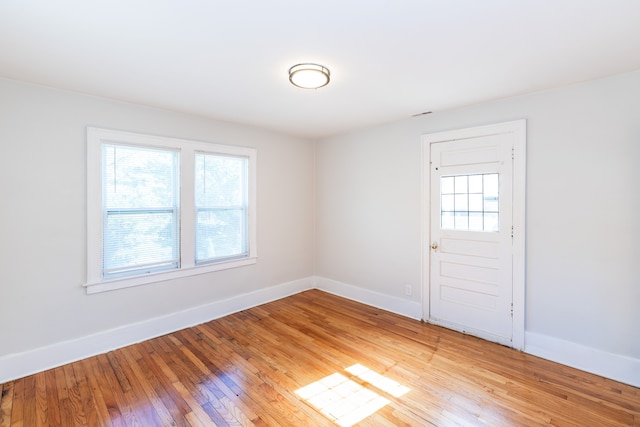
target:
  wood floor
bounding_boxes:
[1,290,638,426]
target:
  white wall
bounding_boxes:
[315,70,640,385]
[0,79,315,367]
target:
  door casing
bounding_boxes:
[421,120,526,350]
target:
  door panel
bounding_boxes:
[439,145,501,166]
[440,237,499,258]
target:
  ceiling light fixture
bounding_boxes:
[289,63,330,89]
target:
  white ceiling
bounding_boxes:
[1,1,640,139]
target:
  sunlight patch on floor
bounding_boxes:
[345,363,411,398]
[295,364,410,427]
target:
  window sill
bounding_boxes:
[84,257,257,294]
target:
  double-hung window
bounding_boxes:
[86,128,257,294]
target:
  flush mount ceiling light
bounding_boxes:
[288,63,330,89]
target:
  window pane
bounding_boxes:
[468,174,483,193]
[469,194,483,211]
[454,175,468,193]
[441,195,455,211]
[104,144,178,209]
[455,212,469,230]
[484,212,499,232]
[104,211,179,274]
[102,144,179,277]
[455,194,468,211]
[484,196,499,212]
[196,209,247,260]
[469,212,483,231]
[484,174,499,197]
[441,176,454,194]
[441,211,455,229]
[195,154,246,206]
[195,153,249,264]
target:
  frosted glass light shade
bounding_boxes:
[289,63,330,89]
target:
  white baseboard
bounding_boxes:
[313,276,422,320]
[4,277,639,390]
[525,331,640,388]
[0,277,314,383]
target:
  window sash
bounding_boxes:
[195,206,249,265]
[103,208,180,278]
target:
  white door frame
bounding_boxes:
[421,120,526,350]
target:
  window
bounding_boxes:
[440,173,499,232]
[86,128,257,294]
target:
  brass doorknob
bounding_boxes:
[431,243,438,250]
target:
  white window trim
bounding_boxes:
[85,127,257,294]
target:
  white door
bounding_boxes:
[424,121,525,348]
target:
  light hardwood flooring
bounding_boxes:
[1,290,638,426]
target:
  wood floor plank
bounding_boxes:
[9,377,23,427]
[34,372,47,427]
[62,362,87,425]
[77,358,112,427]
[0,382,14,427]
[72,361,99,427]
[1,290,639,426]
[86,354,125,427]
[22,382,38,427]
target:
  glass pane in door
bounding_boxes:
[441,173,499,232]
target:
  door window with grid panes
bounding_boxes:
[440,173,499,232]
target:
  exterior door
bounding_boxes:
[423,121,525,348]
